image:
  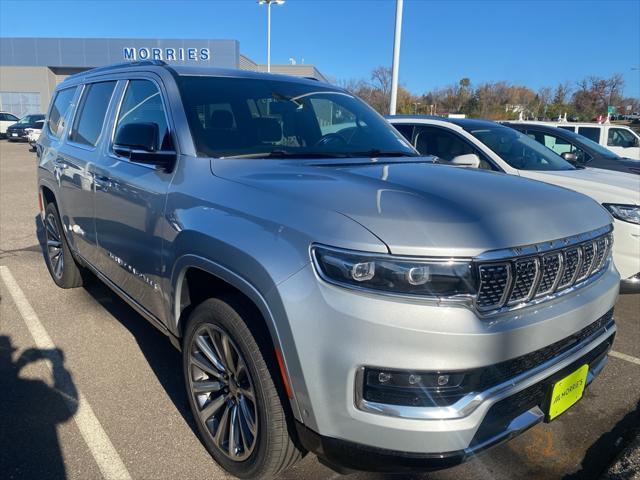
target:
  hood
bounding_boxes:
[520,167,640,205]
[212,157,612,257]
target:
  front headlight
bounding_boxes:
[311,245,476,297]
[604,204,640,225]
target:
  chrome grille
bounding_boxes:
[476,229,612,313]
[559,247,582,289]
[508,258,538,304]
[577,242,595,281]
[477,264,510,308]
[536,253,562,297]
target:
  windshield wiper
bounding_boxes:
[220,150,350,159]
[347,149,421,158]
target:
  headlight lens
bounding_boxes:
[604,204,640,225]
[311,245,476,296]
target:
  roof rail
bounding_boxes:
[304,76,320,82]
[65,60,168,81]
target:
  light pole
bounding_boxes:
[389,0,404,115]
[258,0,285,73]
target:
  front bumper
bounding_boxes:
[274,261,619,465]
[296,316,614,473]
[6,129,27,140]
[620,272,640,293]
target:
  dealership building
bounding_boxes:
[0,37,327,117]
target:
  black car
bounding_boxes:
[505,122,640,175]
[6,114,46,142]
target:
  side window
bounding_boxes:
[413,125,493,170]
[577,127,600,143]
[607,128,636,147]
[69,81,117,147]
[114,80,171,152]
[393,124,414,142]
[48,87,77,138]
[413,126,473,160]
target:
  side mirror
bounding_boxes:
[113,122,175,168]
[561,152,579,165]
[450,153,481,168]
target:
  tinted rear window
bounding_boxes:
[70,81,117,147]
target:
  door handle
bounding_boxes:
[93,174,113,191]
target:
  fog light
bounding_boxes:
[362,368,467,407]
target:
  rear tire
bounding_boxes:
[183,297,303,479]
[43,202,84,288]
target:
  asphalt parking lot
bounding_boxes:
[0,140,638,480]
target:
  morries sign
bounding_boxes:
[123,47,211,62]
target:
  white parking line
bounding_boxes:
[610,350,640,366]
[0,266,132,480]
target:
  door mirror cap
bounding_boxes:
[114,122,159,152]
[450,153,481,168]
[561,152,579,164]
[113,122,175,168]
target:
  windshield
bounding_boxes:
[17,115,43,124]
[466,124,575,171]
[176,76,417,158]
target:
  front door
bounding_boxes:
[93,77,176,320]
[606,127,640,159]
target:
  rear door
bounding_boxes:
[93,76,176,319]
[53,81,118,265]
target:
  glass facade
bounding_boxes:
[0,92,41,117]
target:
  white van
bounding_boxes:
[510,121,640,159]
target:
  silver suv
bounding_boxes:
[38,61,619,478]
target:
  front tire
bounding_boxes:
[183,297,303,479]
[43,202,84,288]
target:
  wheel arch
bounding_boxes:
[171,255,303,421]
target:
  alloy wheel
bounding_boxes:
[45,212,64,279]
[188,324,259,461]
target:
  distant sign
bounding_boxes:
[123,47,210,62]
[627,105,633,111]
[607,105,616,114]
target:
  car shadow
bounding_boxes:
[563,398,640,480]
[34,214,198,438]
[0,335,77,479]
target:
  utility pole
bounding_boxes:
[389,0,403,115]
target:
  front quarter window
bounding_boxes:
[468,125,574,171]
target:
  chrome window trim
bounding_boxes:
[354,319,615,420]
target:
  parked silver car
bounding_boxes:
[38,61,619,478]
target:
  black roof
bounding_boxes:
[61,60,330,89]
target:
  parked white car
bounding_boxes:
[25,119,44,152]
[0,111,20,138]
[389,116,640,291]
[509,121,640,160]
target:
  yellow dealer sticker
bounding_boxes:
[549,364,589,420]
